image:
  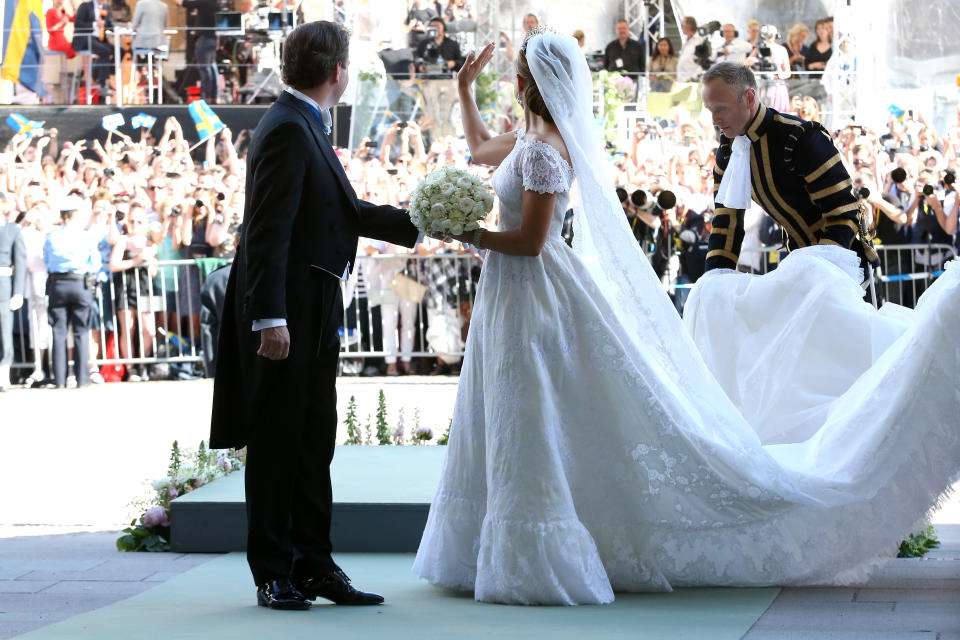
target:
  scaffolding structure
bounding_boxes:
[624,0,665,69]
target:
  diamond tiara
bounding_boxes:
[519,25,558,53]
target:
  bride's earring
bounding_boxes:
[516,93,524,107]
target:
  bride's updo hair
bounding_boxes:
[517,28,554,124]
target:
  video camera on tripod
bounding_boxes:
[693,21,721,71]
[415,28,447,76]
[754,24,779,73]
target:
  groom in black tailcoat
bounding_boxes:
[210,21,419,610]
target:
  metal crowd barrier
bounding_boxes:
[9,244,950,379]
[338,252,479,362]
[8,254,481,379]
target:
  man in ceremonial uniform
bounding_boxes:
[43,198,100,388]
[0,199,26,391]
[701,62,863,273]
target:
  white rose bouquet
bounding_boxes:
[408,167,494,236]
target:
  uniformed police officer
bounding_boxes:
[701,62,864,273]
[43,198,101,388]
[0,194,26,391]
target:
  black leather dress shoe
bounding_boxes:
[295,569,384,605]
[256,579,312,610]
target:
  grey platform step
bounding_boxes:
[170,446,446,553]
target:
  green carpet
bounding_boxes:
[20,553,778,639]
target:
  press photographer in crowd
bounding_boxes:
[410,17,462,79]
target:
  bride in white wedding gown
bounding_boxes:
[411,30,960,605]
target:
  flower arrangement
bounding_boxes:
[340,391,448,446]
[117,441,245,552]
[408,167,494,236]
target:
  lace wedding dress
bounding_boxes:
[411,33,960,606]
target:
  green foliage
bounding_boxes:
[119,441,244,552]
[116,518,170,552]
[598,71,634,147]
[474,70,499,113]
[358,70,383,83]
[898,525,941,558]
[363,413,374,445]
[437,418,451,445]
[168,440,182,479]
[375,390,391,445]
[412,427,433,444]
[344,395,362,445]
[196,441,208,470]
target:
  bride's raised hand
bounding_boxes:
[458,43,495,91]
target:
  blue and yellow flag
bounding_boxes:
[5,112,43,136]
[1,0,45,95]
[131,113,157,129]
[888,105,906,124]
[188,100,225,141]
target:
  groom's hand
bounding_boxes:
[258,326,290,360]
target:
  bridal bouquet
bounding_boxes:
[408,167,494,236]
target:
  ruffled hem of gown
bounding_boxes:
[414,492,671,605]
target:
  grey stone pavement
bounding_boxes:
[0,526,957,639]
[1,380,958,638]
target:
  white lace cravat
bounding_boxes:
[715,135,752,209]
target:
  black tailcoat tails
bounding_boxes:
[210,91,418,585]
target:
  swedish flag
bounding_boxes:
[188,100,225,141]
[1,0,45,95]
[5,112,43,136]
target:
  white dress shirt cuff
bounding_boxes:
[252,318,287,331]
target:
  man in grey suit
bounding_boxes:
[0,198,26,391]
[131,0,169,51]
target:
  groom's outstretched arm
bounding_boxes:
[705,144,746,271]
[243,122,306,321]
[355,199,420,248]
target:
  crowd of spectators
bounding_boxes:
[1,116,245,387]
[3,94,959,386]
[3,6,959,386]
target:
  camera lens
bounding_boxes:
[891,167,907,184]
[923,184,934,196]
[857,187,870,199]
[616,187,628,204]
[631,190,647,207]
[944,172,956,186]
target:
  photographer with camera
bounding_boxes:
[714,24,752,64]
[410,17,462,79]
[911,169,958,290]
[677,16,705,82]
[603,20,645,77]
[747,25,790,112]
[380,120,426,165]
[617,186,661,250]
[405,0,439,49]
